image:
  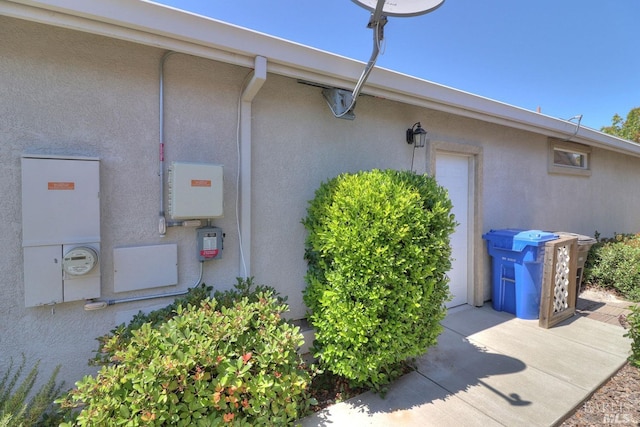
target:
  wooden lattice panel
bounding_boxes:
[539,236,578,329]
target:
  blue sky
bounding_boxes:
[152,0,639,130]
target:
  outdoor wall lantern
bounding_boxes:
[406,122,428,148]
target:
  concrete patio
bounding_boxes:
[300,303,632,426]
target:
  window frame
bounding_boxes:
[548,139,591,177]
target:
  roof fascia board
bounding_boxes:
[4,0,358,78]
[5,0,640,157]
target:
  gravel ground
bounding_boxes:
[560,362,639,426]
[561,287,639,426]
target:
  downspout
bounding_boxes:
[238,56,267,277]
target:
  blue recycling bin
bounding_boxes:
[482,229,558,319]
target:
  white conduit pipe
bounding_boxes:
[237,56,267,277]
[84,261,204,310]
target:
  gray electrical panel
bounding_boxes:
[196,227,223,261]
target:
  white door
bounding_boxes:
[435,153,472,308]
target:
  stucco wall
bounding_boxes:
[0,16,246,387]
[479,123,640,237]
[250,75,431,319]
[2,15,640,390]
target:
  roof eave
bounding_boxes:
[4,0,640,157]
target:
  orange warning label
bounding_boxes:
[191,179,212,187]
[48,182,75,190]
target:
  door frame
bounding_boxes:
[426,140,484,307]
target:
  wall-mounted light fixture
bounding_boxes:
[406,122,428,148]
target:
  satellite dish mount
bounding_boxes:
[323,0,445,120]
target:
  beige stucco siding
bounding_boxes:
[0,16,245,385]
[2,14,640,390]
[250,74,431,319]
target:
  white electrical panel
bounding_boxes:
[168,162,223,220]
[21,155,101,307]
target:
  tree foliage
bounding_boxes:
[601,107,640,143]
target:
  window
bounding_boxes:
[548,139,591,176]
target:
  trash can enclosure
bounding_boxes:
[553,232,597,293]
[483,229,558,319]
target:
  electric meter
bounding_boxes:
[62,246,98,276]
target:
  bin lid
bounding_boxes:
[513,230,558,250]
[482,228,524,240]
[483,228,558,251]
[552,232,597,245]
[482,228,522,249]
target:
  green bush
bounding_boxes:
[90,283,214,366]
[584,234,640,301]
[626,305,640,369]
[302,169,456,390]
[59,291,312,426]
[90,279,284,366]
[0,356,64,427]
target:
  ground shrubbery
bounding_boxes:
[303,169,456,391]
[584,232,640,369]
[59,279,313,426]
[627,306,640,369]
[0,356,64,427]
[584,233,640,302]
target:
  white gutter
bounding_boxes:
[3,0,640,157]
[238,56,267,278]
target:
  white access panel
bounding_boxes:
[22,156,100,246]
[24,245,63,306]
[168,162,223,220]
[113,244,178,292]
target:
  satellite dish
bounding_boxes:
[351,0,445,17]
[323,0,445,119]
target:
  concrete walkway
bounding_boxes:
[300,304,631,427]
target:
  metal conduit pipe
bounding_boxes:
[84,261,204,310]
[159,50,176,236]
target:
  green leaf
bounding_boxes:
[303,169,454,390]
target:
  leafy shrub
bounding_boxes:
[584,233,640,301]
[626,305,640,368]
[91,279,285,366]
[0,356,64,427]
[212,277,287,309]
[303,169,456,390]
[90,283,214,366]
[59,291,312,426]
